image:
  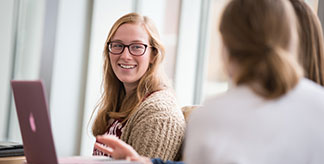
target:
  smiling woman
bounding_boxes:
[108,23,152,94]
[90,13,185,161]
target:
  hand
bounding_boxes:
[95,135,152,164]
[95,135,139,159]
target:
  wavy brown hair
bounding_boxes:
[290,0,324,86]
[220,0,303,99]
[92,13,166,136]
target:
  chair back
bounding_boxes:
[181,105,200,122]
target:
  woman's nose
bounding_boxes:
[120,47,132,59]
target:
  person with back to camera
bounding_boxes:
[289,0,324,86]
[91,12,186,161]
[94,0,324,163]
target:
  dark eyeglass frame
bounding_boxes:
[107,41,150,56]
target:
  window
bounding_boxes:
[194,0,229,104]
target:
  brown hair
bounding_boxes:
[220,0,303,99]
[290,0,324,86]
[92,13,166,136]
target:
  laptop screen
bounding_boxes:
[11,80,58,164]
[11,80,139,164]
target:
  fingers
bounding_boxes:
[96,135,125,149]
[94,142,114,155]
[95,135,140,160]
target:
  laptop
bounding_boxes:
[11,80,138,164]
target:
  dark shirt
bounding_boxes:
[151,158,185,164]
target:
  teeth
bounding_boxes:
[120,64,135,69]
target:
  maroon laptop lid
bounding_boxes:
[11,80,58,164]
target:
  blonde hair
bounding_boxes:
[92,13,166,136]
[290,0,324,86]
[220,0,303,99]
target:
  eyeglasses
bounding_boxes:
[108,41,149,56]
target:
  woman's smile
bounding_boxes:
[118,63,137,69]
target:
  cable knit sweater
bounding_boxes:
[120,89,186,161]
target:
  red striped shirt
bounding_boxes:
[93,119,125,156]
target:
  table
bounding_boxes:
[0,156,25,164]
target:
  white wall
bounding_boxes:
[0,0,15,141]
[8,0,45,142]
[49,0,92,156]
[174,0,202,106]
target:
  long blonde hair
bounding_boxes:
[290,0,324,86]
[92,13,166,136]
[220,0,303,99]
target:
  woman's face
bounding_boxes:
[109,23,152,91]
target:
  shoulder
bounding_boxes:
[139,89,179,113]
[294,78,324,97]
[186,85,265,136]
[144,89,177,103]
[196,85,259,118]
[283,78,324,107]
[126,89,184,124]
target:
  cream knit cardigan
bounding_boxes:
[120,89,186,161]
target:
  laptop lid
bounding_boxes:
[11,80,58,164]
[11,80,138,164]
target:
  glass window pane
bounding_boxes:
[138,0,181,82]
[203,0,228,101]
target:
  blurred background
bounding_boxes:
[0,0,322,157]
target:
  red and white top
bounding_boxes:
[93,91,159,156]
[92,119,126,156]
